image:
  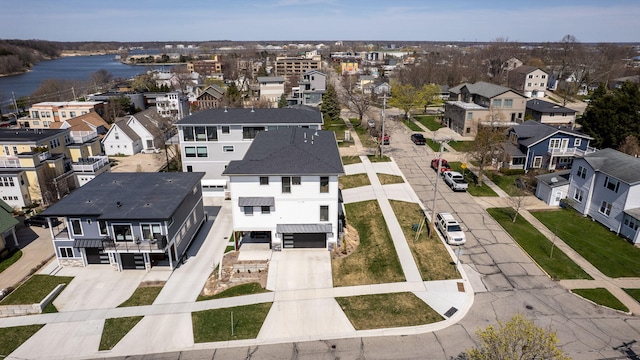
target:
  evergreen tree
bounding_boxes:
[278,94,288,108]
[321,84,341,121]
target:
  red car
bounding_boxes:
[430,158,451,173]
[379,134,390,145]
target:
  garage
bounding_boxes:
[277,224,332,249]
[85,248,109,264]
[120,253,145,269]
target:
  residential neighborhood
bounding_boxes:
[0,35,640,360]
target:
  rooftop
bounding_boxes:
[581,148,640,185]
[527,99,577,113]
[0,128,68,143]
[176,106,323,126]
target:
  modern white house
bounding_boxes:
[102,109,169,156]
[175,106,323,196]
[222,127,344,251]
[257,76,285,107]
[567,148,640,244]
[508,65,548,98]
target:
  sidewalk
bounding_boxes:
[0,226,55,290]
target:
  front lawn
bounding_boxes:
[448,141,475,152]
[336,292,443,330]
[377,173,404,185]
[624,288,640,304]
[99,316,143,350]
[0,249,22,273]
[118,284,164,307]
[426,138,442,152]
[197,282,270,301]
[192,303,272,343]
[487,208,592,280]
[0,275,74,305]
[402,119,423,132]
[448,162,498,197]
[414,115,443,131]
[351,119,377,149]
[368,154,391,163]
[0,325,44,357]
[341,156,362,165]
[572,288,629,312]
[339,173,371,189]
[389,200,459,280]
[531,209,640,278]
[332,201,405,286]
[487,172,523,196]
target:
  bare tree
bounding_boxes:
[342,76,373,123]
[468,126,505,186]
[506,182,529,222]
[618,135,640,157]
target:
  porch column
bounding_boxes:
[168,247,174,269]
[11,228,17,247]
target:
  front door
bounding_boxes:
[146,140,153,149]
[561,138,569,151]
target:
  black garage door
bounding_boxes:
[283,233,326,248]
[85,248,109,264]
[120,254,145,269]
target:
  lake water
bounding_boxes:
[0,53,169,101]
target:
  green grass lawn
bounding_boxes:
[332,201,405,286]
[197,282,270,301]
[118,285,163,307]
[448,162,498,197]
[487,172,522,196]
[377,173,404,185]
[531,209,640,278]
[367,154,391,162]
[389,200,459,281]
[99,316,143,350]
[351,120,377,149]
[426,138,443,152]
[448,141,475,152]
[339,173,371,189]
[0,324,44,357]
[0,249,22,273]
[336,292,443,330]
[192,303,272,343]
[0,275,74,305]
[572,288,629,312]
[623,288,640,304]
[402,119,423,132]
[487,208,592,280]
[414,115,443,131]
[327,119,348,141]
[341,156,362,165]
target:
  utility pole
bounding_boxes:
[380,93,386,157]
[429,137,449,238]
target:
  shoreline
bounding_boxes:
[60,50,119,57]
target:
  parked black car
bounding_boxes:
[411,133,426,145]
[24,215,60,228]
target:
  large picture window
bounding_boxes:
[141,224,162,241]
[113,224,134,242]
[185,147,196,157]
[243,126,265,140]
[183,126,195,141]
[70,219,83,236]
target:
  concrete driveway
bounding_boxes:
[266,250,333,291]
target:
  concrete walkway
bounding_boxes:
[0,225,55,290]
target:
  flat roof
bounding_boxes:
[446,101,486,110]
[0,128,68,143]
[177,107,323,126]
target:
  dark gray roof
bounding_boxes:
[41,172,205,219]
[257,76,285,83]
[526,99,577,114]
[176,107,323,126]
[512,65,544,75]
[223,128,344,176]
[512,121,591,147]
[581,148,640,185]
[536,170,571,187]
[0,128,69,143]
[111,121,141,142]
[463,81,518,98]
[503,142,525,157]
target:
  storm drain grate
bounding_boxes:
[444,307,458,318]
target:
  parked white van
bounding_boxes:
[435,212,466,245]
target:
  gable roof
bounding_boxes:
[128,110,165,138]
[40,172,205,219]
[223,128,344,176]
[462,81,522,99]
[176,106,323,126]
[581,148,640,185]
[106,121,141,142]
[511,121,592,147]
[526,99,577,114]
[512,65,546,75]
[50,112,110,134]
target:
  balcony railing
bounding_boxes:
[71,156,109,173]
[70,131,98,144]
[548,146,598,157]
[0,158,20,168]
[102,236,168,253]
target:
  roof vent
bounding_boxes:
[116,201,122,207]
[251,107,255,113]
[550,177,558,183]
[224,106,228,112]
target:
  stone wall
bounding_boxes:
[59,258,84,267]
[0,283,66,317]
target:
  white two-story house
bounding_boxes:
[222,128,344,251]
[175,106,323,196]
[568,148,640,244]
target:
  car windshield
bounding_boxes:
[447,224,462,232]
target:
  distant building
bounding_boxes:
[257,76,286,107]
[19,101,105,129]
[508,65,548,98]
[526,99,577,127]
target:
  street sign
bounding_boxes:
[461,163,467,169]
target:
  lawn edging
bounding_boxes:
[0,283,65,317]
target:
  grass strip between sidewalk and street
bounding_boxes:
[623,288,640,304]
[0,249,22,273]
[377,173,404,185]
[486,208,592,280]
[341,156,362,165]
[339,173,371,189]
[0,324,44,357]
[336,292,443,330]
[448,162,498,197]
[572,288,629,313]
[0,274,74,305]
[414,115,443,131]
[192,302,272,343]
[332,201,405,286]
[389,200,459,281]
[197,282,270,301]
[368,154,391,163]
[402,119,423,132]
[118,285,164,307]
[99,316,143,350]
[531,208,640,278]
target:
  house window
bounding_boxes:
[69,111,76,117]
[260,177,269,185]
[59,247,74,258]
[542,75,546,79]
[577,166,587,179]
[186,166,193,172]
[113,224,134,241]
[527,83,532,87]
[99,221,108,236]
[12,147,18,155]
[533,156,543,168]
[528,75,533,79]
[197,146,208,157]
[222,126,230,134]
[282,176,291,193]
[512,157,525,166]
[222,146,234,152]
[604,176,620,193]
[573,188,584,202]
[320,205,329,221]
[70,219,83,236]
[185,147,196,157]
[492,99,502,108]
[195,126,207,141]
[466,112,473,120]
[320,176,329,193]
[243,126,265,140]
[183,126,195,141]
[292,176,301,185]
[141,224,162,241]
[574,138,582,147]
[503,99,513,108]
[261,206,270,214]
[244,206,253,215]
[206,126,218,141]
[599,201,612,216]
[466,127,471,134]
[549,139,561,149]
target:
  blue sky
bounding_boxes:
[1,0,638,43]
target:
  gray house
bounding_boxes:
[40,172,206,270]
[568,148,640,244]
[535,170,571,206]
[176,106,323,196]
